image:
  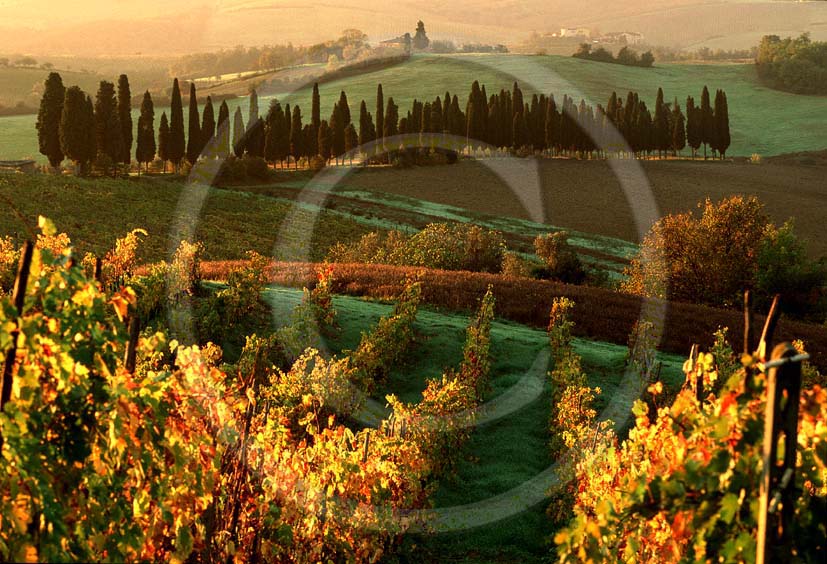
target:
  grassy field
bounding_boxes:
[0,174,376,263]
[258,286,685,563]
[0,173,635,279]
[273,54,827,158]
[2,54,826,161]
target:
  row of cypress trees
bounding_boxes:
[38,72,732,175]
[36,73,234,174]
[36,73,138,174]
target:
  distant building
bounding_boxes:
[600,31,645,45]
[380,32,413,53]
[560,27,591,38]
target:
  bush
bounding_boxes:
[756,221,827,320]
[244,156,270,180]
[534,232,586,284]
[327,222,506,274]
[623,195,826,315]
[308,154,326,171]
[501,252,534,278]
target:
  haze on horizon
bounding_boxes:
[1,0,826,56]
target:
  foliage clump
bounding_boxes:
[623,195,826,318]
[327,222,507,274]
[554,350,827,562]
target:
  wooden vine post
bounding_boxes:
[0,240,34,449]
[744,290,755,355]
[756,342,805,564]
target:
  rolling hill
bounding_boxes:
[2,53,825,160]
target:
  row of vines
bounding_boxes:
[0,219,498,562]
[544,298,827,562]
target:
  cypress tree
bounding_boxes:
[302,125,314,162]
[290,105,303,168]
[246,118,265,158]
[232,107,245,158]
[466,81,485,147]
[431,97,443,137]
[338,91,351,126]
[217,100,230,159]
[653,87,669,158]
[699,86,714,159]
[36,72,65,168]
[376,84,385,148]
[117,74,132,164]
[94,80,123,174]
[671,97,686,156]
[59,85,87,174]
[636,102,653,158]
[606,92,618,125]
[186,83,201,164]
[135,91,156,172]
[512,82,523,120]
[201,96,216,154]
[83,95,96,171]
[158,112,170,172]
[685,96,700,159]
[622,91,637,149]
[318,120,331,162]
[344,123,358,164]
[249,89,259,129]
[714,89,731,159]
[264,99,286,166]
[311,82,321,129]
[168,79,185,172]
[358,100,373,148]
[384,97,398,138]
[512,111,527,150]
[545,95,559,155]
[450,95,463,137]
[487,96,501,148]
[331,103,345,164]
[420,101,431,139]
[384,97,398,158]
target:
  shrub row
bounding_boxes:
[199,260,827,373]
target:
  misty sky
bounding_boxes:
[1,0,825,55]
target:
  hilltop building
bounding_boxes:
[560,27,591,39]
[381,21,430,53]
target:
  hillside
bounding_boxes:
[2,54,825,161]
[0,67,105,112]
[272,54,827,158]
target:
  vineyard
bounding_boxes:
[0,221,825,562]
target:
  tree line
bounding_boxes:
[573,44,655,68]
[36,71,732,175]
[756,33,827,95]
